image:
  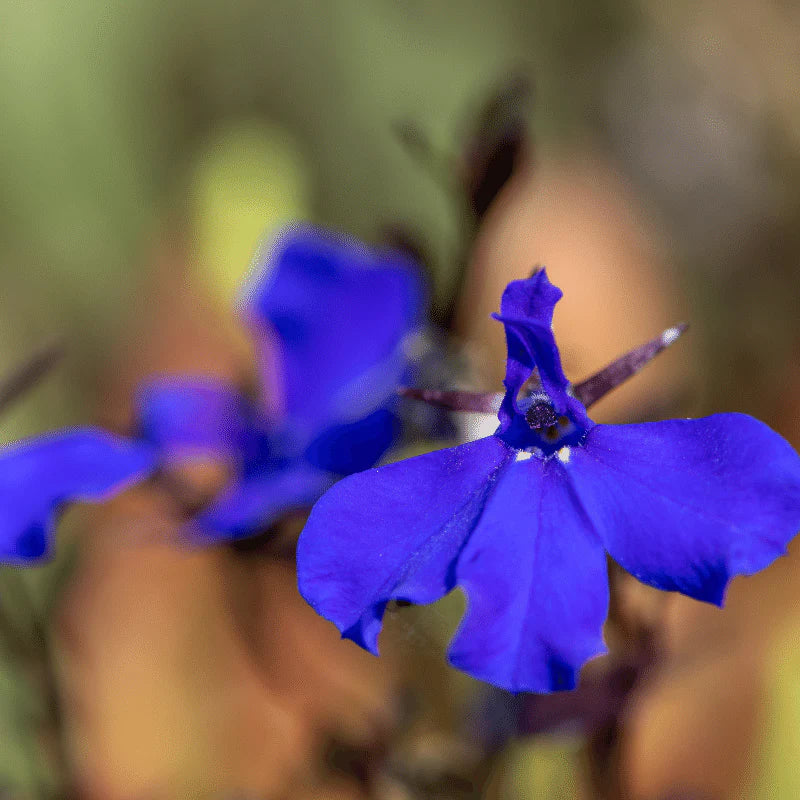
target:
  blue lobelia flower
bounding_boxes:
[296,269,800,693]
[0,429,155,563]
[136,224,425,541]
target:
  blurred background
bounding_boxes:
[2,0,800,797]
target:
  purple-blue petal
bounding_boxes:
[297,437,515,654]
[493,270,574,423]
[567,414,800,605]
[448,457,609,693]
[0,429,155,562]
[303,407,399,476]
[241,224,425,441]
[189,461,331,543]
[136,377,255,464]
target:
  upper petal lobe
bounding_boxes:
[493,270,568,413]
[241,225,424,439]
[493,270,590,435]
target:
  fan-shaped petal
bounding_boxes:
[297,436,515,654]
[567,415,800,605]
[448,456,608,692]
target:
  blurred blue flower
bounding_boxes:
[0,429,154,563]
[137,224,425,541]
[297,270,800,693]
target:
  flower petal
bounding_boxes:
[0,429,154,562]
[297,436,515,654]
[567,415,800,605]
[241,224,424,440]
[137,377,255,464]
[189,462,331,543]
[493,269,573,420]
[303,407,399,476]
[448,457,609,693]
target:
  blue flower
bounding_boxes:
[136,224,425,541]
[0,429,154,562]
[296,269,800,693]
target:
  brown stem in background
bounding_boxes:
[393,72,534,330]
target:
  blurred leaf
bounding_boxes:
[0,565,68,799]
[501,736,580,800]
[748,616,800,798]
[461,74,534,221]
[187,120,311,309]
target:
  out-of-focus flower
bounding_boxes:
[297,270,800,693]
[0,429,154,562]
[137,224,425,541]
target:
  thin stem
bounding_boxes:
[0,341,64,417]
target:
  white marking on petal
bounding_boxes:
[557,446,571,464]
[661,326,682,347]
[515,450,533,462]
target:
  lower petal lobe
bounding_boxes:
[448,457,609,693]
[189,462,331,543]
[0,429,154,562]
[303,407,399,476]
[297,437,514,654]
[569,415,800,605]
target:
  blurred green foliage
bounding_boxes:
[0,543,78,799]
[0,0,633,384]
[502,737,579,800]
[187,120,311,306]
[749,619,800,799]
